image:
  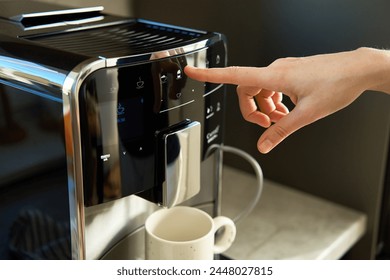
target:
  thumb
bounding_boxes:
[257,107,311,153]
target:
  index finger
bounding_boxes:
[184,66,272,88]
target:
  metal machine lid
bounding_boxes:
[0,1,104,31]
[25,19,209,59]
[0,2,103,22]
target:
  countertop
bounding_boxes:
[221,166,367,260]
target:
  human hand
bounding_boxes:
[184,48,381,153]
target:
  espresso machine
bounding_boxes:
[0,1,226,259]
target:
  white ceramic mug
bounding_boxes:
[145,206,236,260]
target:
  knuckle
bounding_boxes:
[228,66,241,75]
[272,124,290,139]
[243,112,254,122]
[268,57,301,87]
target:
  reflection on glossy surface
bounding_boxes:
[79,51,209,207]
[0,85,70,259]
[0,1,226,259]
[9,208,71,259]
[0,86,27,145]
[161,121,201,208]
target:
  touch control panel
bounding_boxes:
[79,44,226,207]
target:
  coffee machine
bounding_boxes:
[0,1,226,259]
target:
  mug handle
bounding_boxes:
[213,216,237,254]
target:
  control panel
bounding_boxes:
[78,42,226,207]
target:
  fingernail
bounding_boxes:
[258,139,273,154]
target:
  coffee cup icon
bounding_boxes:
[136,77,145,89]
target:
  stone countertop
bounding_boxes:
[221,166,367,260]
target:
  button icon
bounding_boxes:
[100,154,111,162]
[117,103,125,115]
[206,105,215,119]
[160,74,168,84]
[136,77,145,89]
[215,54,221,65]
[176,69,182,80]
[216,102,221,112]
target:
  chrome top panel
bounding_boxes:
[0,1,103,22]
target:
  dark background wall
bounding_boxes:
[132,0,390,259]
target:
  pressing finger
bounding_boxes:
[184,65,274,88]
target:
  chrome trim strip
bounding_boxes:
[62,57,106,260]
[0,55,67,99]
[203,83,224,97]
[105,39,211,67]
[23,16,105,31]
[21,19,134,38]
[159,99,195,113]
[12,6,104,22]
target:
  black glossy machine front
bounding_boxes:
[79,50,225,207]
[0,1,226,259]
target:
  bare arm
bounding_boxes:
[185,47,390,153]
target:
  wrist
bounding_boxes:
[355,47,390,94]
